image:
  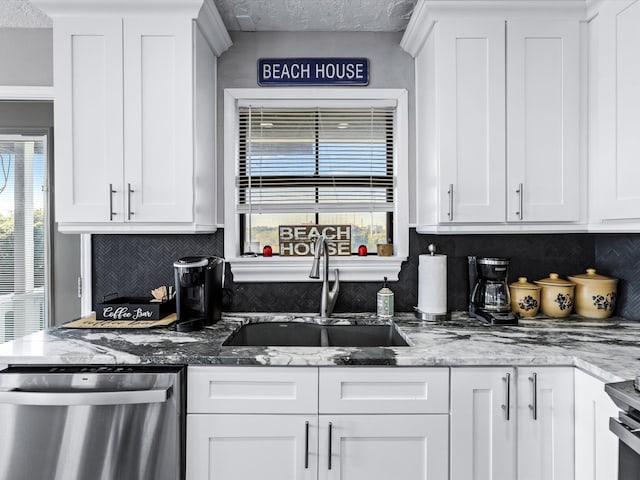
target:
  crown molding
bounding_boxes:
[401,0,588,56]
[0,86,53,101]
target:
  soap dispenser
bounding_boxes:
[377,277,394,318]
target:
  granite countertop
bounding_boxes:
[0,312,639,382]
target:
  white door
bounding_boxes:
[53,17,124,223]
[123,17,194,223]
[506,19,581,222]
[186,414,317,480]
[516,367,575,480]
[319,415,448,480]
[450,367,516,480]
[437,19,506,224]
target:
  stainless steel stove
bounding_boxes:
[605,378,640,479]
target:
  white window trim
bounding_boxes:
[223,88,409,282]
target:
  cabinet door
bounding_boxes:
[450,367,516,480]
[437,19,506,223]
[507,20,581,222]
[319,367,449,414]
[590,0,640,222]
[574,369,619,480]
[186,414,317,480]
[187,366,318,414]
[123,17,194,223]
[53,17,124,223]
[318,414,448,480]
[516,367,575,480]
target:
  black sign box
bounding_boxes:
[96,296,176,321]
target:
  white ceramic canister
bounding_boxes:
[534,273,576,318]
[509,277,541,317]
[567,269,618,319]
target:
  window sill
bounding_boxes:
[228,256,407,283]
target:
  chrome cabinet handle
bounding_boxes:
[109,183,117,221]
[529,373,538,420]
[447,184,454,221]
[328,422,333,470]
[516,183,523,220]
[127,183,135,220]
[304,421,309,469]
[0,387,170,406]
[502,372,511,421]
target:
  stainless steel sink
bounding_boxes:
[222,322,410,347]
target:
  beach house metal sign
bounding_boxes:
[258,58,369,86]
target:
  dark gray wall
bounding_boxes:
[216,31,416,223]
[0,28,52,86]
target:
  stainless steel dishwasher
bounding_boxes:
[0,365,184,480]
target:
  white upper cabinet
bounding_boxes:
[53,17,124,225]
[403,1,585,233]
[437,19,507,224]
[588,0,640,230]
[506,20,581,224]
[122,17,194,224]
[34,0,231,233]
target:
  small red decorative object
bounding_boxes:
[263,245,273,257]
[357,244,368,256]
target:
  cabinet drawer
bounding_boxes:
[319,367,449,414]
[187,366,318,414]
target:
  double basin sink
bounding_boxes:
[223,320,411,348]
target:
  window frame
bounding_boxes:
[224,88,409,283]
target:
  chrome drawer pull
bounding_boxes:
[502,372,511,421]
[328,422,333,470]
[529,373,538,420]
[109,183,117,221]
[304,421,309,469]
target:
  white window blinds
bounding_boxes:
[237,106,395,214]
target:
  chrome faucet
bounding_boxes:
[309,235,340,318]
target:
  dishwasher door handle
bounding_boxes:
[0,386,171,406]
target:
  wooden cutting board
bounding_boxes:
[62,313,177,329]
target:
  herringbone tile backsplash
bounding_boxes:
[595,234,640,320]
[92,230,639,319]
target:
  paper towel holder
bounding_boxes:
[414,244,449,321]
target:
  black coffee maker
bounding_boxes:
[468,256,518,325]
[173,256,225,332]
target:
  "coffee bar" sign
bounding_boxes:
[279,225,351,256]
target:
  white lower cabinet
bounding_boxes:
[318,414,448,480]
[574,369,619,480]
[187,414,317,480]
[450,367,516,480]
[451,366,574,480]
[186,366,450,480]
[516,367,574,480]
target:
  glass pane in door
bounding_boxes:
[0,134,47,342]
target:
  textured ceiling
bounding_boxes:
[214,0,417,32]
[0,0,51,27]
[0,0,416,31]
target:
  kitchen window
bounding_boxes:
[224,89,408,282]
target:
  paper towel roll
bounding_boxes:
[418,254,447,314]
